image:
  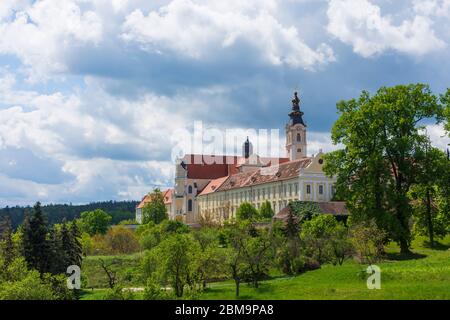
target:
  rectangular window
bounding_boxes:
[319,185,323,195]
[295,183,298,194]
[306,185,311,194]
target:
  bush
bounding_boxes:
[80,209,112,236]
[349,219,386,264]
[139,220,190,251]
[102,285,135,300]
[236,202,259,221]
[0,257,74,300]
[103,226,140,255]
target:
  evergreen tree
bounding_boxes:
[23,202,50,274]
[0,217,15,267]
[60,221,73,270]
[47,227,65,275]
[69,221,83,267]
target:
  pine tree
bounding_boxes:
[47,226,65,274]
[69,221,83,267]
[60,221,73,268]
[23,202,50,274]
[0,217,15,267]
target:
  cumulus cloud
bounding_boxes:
[326,0,446,57]
[0,72,187,205]
[413,0,450,17]
[0,0,103,81]
[122,0,335,70]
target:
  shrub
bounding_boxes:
[103,226,140,255]
[236,202,259,221]
[349,219,387,264]
[102,285,135,300]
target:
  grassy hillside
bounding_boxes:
[80,236,450,300]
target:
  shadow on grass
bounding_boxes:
[386,252,427,261]
[422,241,450,251]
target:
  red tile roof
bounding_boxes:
[182,154,289,180]
[216,157,312,192]
[198,176,229,196]
[136,189,173,209]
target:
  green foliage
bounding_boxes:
[22,202,50,274]
[142,233,202,298]
[80,209,112,236]
[323,84,444,253]
[143,275,173,300]
[236,202,259,221]
[0,201,138,230]
[142,189,168,225]
[138,220,189,250]
[288,201,321,222]
[259,201,274,220]
[301,214,341,264]
[103,226,140,255]
[0,217,15,267]
[102,285,135,300]
[349,219,387,264]
[0,257,74,300]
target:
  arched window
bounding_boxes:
[188,199,193,212]
[188,185,193,194]
[297,133,301,142]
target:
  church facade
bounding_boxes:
[136,92,338,224]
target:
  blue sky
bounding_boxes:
[0,0,449,206]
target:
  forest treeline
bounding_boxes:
[0,201,138,229]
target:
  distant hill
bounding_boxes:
[0,201,139,229]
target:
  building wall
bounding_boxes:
[197,172,335,224]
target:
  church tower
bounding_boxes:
[285,91,307,160]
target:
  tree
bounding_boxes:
[22,202,50,274]
[410,147,450,246]
[47,227,65,275]
[236,202,259,221]
[193,228,224,289]
[301,214,341,264]
[143,234,201,298]
[441,88,450,134]
[142,189,168,225]
[324,84,443,254]
[349,219,387,264]
[99,258,118,289]
[0,217,15,268]
[259,201,274,220]
[69,221,83,267]
[103,225,140,254]
[80,209,112,235]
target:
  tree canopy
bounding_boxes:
[323,84,445,253]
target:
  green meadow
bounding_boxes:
[80,236,450,300]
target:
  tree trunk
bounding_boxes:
[426,188,434,247]
[399,238,411,254]
[235,278,240,299]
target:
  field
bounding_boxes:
[80,236,450,300]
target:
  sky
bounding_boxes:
[0,0,450,206]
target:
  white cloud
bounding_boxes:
[413,0,450,17]
[326,0,446,57]
[426,124,450,150]
[0,0,103,81]
[122,0,335,69]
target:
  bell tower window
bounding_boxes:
[297,133,301,142]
